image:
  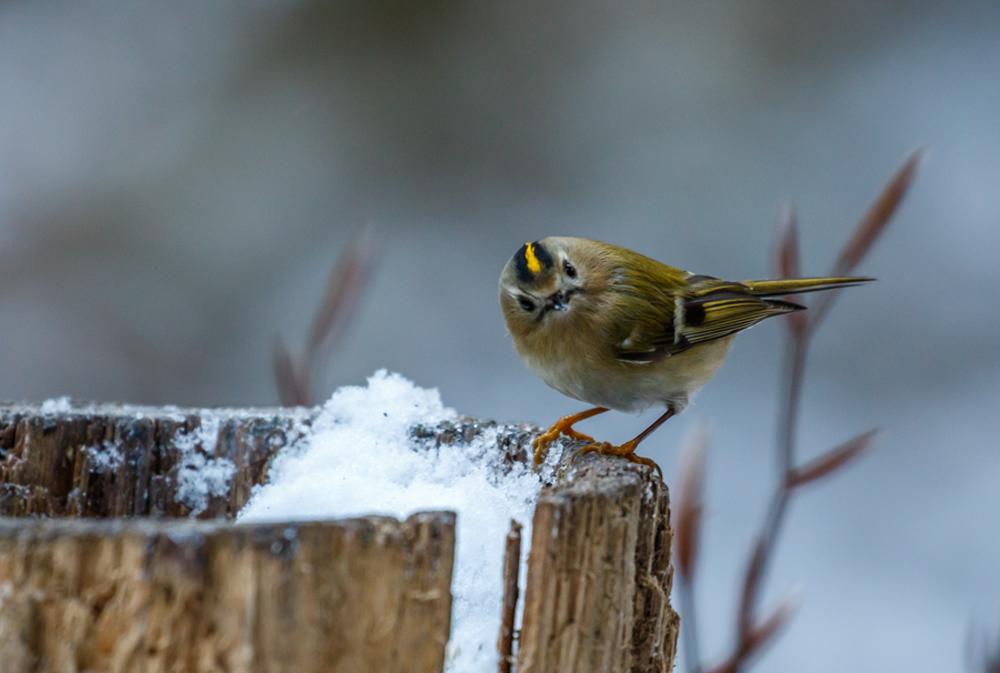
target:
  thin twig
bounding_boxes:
[679,152,921,673]
[305,223,379,365]
[786,430,875,488]
[735,325,805,642]
[273,334,309,407]
[731,152,920,672]
[774,204,807,336]
[676,428,708,579]
[678,577,703,673]
[969,626,1000,673]
[273,223,379,406]
[810,150,923,329]
[676,429,709,673]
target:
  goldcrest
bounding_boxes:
[498,237,872,475]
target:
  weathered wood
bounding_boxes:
[0,402,313,518]
[497,519,523,673]
[0,404,531,521]
[0,513,455,673]
[516,452,679,673]
[0,403,679,672]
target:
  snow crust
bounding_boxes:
[239,370,544,672]
[84,440,123,472]
[39,395,72,414]
[173,413,236,515]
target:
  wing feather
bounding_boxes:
[604,251,867,364]
[614,276,802,362]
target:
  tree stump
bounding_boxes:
[516,452,679,673]
[0,402,311,518]
[0,403,679,672]
[0,514,455,673]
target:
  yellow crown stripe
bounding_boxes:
[524,242,541,274]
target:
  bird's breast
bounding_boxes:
[514,320,735,414]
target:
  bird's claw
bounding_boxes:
[532,421,595,465]
[572,441,663,480]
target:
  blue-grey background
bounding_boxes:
[1,2,997,671]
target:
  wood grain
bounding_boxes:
[516,452,679,673]
[0,514,455,673]
[0,402,312,518]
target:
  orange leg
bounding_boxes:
[532,407,609,465]
[574,407,676,480]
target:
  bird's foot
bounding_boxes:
[532,416,597,465]
[573,440,663,480]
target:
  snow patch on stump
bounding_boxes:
[239,370,543,673]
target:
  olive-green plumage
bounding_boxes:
[499,236,873,468]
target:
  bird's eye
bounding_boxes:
[564,260,577,278]
[518,297,536,312]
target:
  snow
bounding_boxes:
[172,412,236,515]
[39,395,72,414]
[85,440,122,472]
[238,370,545,673]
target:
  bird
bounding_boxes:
[498,236,873,477]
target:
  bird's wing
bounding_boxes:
[615,276,802,363]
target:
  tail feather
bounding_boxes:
[740,276,875,297]
[764,297,806,312]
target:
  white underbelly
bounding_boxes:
[524,336,734,414]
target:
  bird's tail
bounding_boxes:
[740,276,875,297]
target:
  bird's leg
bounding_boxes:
[574,407,676,479]
[532,407,609,465]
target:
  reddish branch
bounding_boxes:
[274,224,378,406]
[676,150,923,673]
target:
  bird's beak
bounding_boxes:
[545,289,572,312]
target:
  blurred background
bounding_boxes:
[1,1,998,671]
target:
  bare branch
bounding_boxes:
[773,202,801,280]
[812,150,923,327]
[676,428,710,673]
[743,595,798,657]
[676,153,918,673]
[833,149,923,277]
[786,430,876,489]
[966,625,1000,673]
[273,223,380,406]
[273,336,309,407]
[306,223,379,360]
[675,427,709,579]
[704,657,738,673]
[737,539,768,644]
[773,204,807,336]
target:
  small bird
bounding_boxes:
[499,237,873,476]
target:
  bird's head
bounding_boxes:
[499,237,593,339]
